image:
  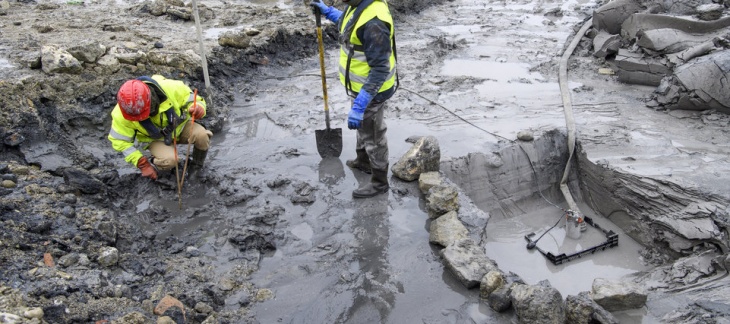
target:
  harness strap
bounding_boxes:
[139,119,162,139]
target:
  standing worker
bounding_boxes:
[108,75,213,180]
[310,0,398,198]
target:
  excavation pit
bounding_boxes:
[441,129,653,298]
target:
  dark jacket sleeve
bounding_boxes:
[357,18,393,100]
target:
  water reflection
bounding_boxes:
[318,157,345,187]
[340,193,399,322]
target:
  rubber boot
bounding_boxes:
[191,148,207,168]
[345,149,372,174]
[353,167,389,198]
[187,148,208,179]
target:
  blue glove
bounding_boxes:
[348,91,372,130]
[310,0,328,14]
[309,0,342,22]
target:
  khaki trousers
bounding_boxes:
[148,121,212,170]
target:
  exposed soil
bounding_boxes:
[1,0,730,323]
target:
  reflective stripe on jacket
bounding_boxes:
[338,0,396,96]
[107,75,206,166]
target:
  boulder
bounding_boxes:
[565,292,619,324]
[657,0,717,15]
[63,168,106,194]
[696,4,725,21]
[613,49,671,86]
[41,45,83,75]
[591,278,647,311]
[440,238,499,289]
[592,0,645,34]
[97,247,119,267]
[426,184,459,219]
[479,270,505,299]
[593,31,622,58]
[67,41,106,63]
[219,30,253,49]
[429,211,469,247]
[418,171,441,195]
[636,28,727,54]
[652,50,730,113]
[488,283,515,312]
[511,281,566,324]
[391,135,440,181]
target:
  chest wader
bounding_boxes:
[338,1,393,198]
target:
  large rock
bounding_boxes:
[95,54,121,74]
[147,49,200,73]
[657,0,717,15]
[592,0,645,34]
[440,238,499,289]
[696,4,725,21]
[67,41,107,63]
[652,50,730,113]
[429,211,469,247]
[636,28,726,54]
[219,30,253,49]
[565,292,619,324]
[97,247,119,267]
[418,171,442,195]
[510,281,566,324]
[591,278,647,311]
[479,270,505,299]
[613,49,671,86]
[63,168,106,194]
[391,136,440,181]
[41,45,83,74]
[593,31,621,58]
[426,184,459,219]
[488,283,516,312]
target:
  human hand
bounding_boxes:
[137,156,158,180]
[189,104,204,119]
[309,0,328,15]
[348,108,363,129]
[348,91,372,129]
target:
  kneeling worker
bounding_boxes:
[108,75,212,180]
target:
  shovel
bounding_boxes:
[313,3,343,158]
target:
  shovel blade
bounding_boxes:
[315,127,343,158]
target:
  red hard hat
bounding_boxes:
[117,79,151,121]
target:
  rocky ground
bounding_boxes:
[1,0,730,323]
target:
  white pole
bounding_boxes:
[191,0,211,90]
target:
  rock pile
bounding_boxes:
[589,0,730,113]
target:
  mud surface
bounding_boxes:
[1,0,730,323]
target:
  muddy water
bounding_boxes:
[210,93,511,322]
[145,0,662,322]
[484,202,651,296]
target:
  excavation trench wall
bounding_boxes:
[577,147,730,258]
[441,129,579,221]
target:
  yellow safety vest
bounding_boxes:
[107,75,206,166]
[338,0,397,95]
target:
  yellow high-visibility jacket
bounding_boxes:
[107,75,206,167]
[338,0,397,95]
